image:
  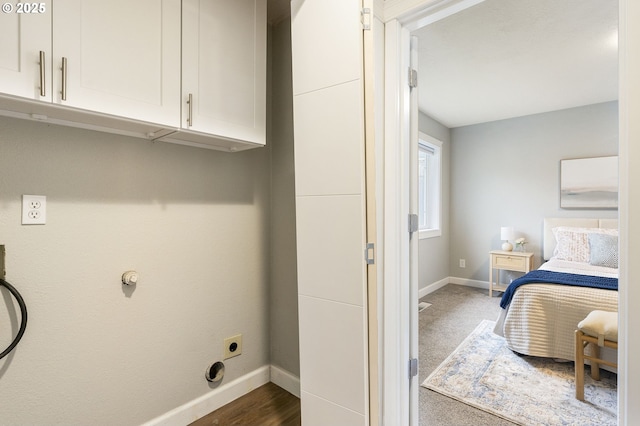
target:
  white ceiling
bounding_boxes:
[267,0,618,128]
[413,0,618,128]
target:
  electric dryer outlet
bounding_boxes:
[223,334,242,359]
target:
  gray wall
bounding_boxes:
[269,17,300,377]
[0,18,300,425]
[449,101,618,284]
[418,112,451,291]
[0,118,271,425]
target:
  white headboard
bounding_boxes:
[543,217,619,260]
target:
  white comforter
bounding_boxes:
[494,258,618,363]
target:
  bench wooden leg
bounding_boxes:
[575,330,585,400]
[591,344,601,381]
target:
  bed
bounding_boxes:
[493,218,619,366]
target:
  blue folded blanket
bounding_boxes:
[500,269,618,309]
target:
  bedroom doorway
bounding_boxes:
[383,0,622,424]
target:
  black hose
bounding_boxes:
[0,278,28,360]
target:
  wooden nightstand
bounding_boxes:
[489,250,534,297]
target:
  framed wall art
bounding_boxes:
[560,156,618,209]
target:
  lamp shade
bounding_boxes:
[500,226,515,241]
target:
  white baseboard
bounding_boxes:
[418,277,490,299]
[448,276,489,289]
[418,276,450,299]
[142,365,270,426]
[270,365,301,398]
[142,365,301,426]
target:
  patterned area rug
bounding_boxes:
[422,320,617,426]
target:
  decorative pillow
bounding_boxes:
[552,226,618,263]
[589,233,619,268]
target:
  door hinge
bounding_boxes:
[361,8,371,30]
[409,358,418,378]
[408,68,418,89]
[408,214,419,234]
[365,243,375,265]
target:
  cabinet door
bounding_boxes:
[0,1,52,101]
[52,0,181,126]
[182,0,266,145]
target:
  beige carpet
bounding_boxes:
[422,320,617,426]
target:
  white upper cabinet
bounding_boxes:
[0,0,266,150]
[181,0,267,146]
[0,1,52,101]
[52,0,181,127]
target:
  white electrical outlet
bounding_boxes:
[223,334,242,360]
[22,195,47,225]
[459,259,466,268]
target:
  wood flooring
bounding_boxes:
[189,382,301,426]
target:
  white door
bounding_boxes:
[291,0,370,424]
[52,0,181,126]
[182,0,266,145]
[0,1,52,101]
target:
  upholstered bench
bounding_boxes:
[575,310,618,400]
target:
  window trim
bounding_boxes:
[417,132,442,240]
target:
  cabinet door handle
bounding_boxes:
[61,57,67,101]
[39,51,46,97]
[187,93,193,127]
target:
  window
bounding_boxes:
[418,132,442,239]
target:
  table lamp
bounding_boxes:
[501,226,515,251]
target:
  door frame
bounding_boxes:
[382,0,631,424]
[382,3,486,424]
[382,17,413,426]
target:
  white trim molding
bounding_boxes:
[418,277,490,300]
[141,365,272,426]
[384,0,486,27]
[418,277,449,299]
[383,17,414,426]
[618,0,639,423]
[448,276,490,290]
[270,365,301,398]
